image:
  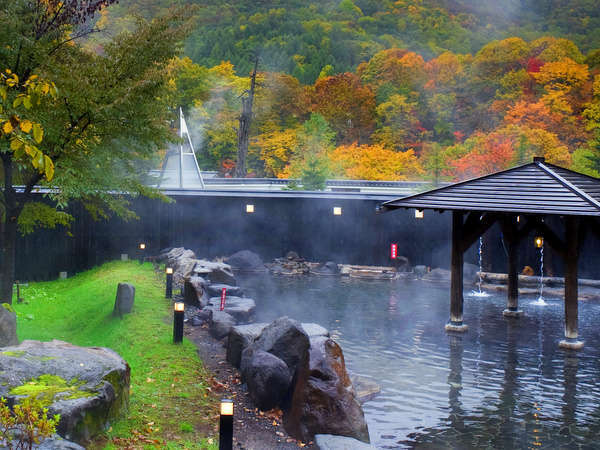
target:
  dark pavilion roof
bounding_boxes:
[382,158,600,216]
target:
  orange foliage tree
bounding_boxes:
[310,73,376,143]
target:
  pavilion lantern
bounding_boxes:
[534,236,544,248]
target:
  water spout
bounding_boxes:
[470,236,490,297]
[532,244,547,306]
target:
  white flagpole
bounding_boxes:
[179,107,184,189]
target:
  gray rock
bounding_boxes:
[350,375,381,404]
[301,323,330,338]
[207,296,256,323]
[206,284,244,298]
[191,309,212,327]
[241,349,291,411]
[183,276,209,308]
[225,250,266,272]
[284,337,370,443]
[0,340,129,444]
[113,283,135,316]
[193,260,237,285]
[254,317,310,377]
[315,434,376,450]
[226,323,268,368]
[312,262,339,276]
[0,306,18,347]
[414,265,428,279]
[423,267,451,282]
[37,435,86,449]
[209,311,236,340]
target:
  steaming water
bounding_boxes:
[238,274,600,449]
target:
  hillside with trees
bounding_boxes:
[87,0,600,183]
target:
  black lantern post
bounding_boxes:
[219,399,233,450]
[165,267,173,298]
[173,302,184,343]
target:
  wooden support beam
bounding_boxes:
[500,216,522,318]
[525,217,566,258]
[446,210,468,332]
[459,212,499,253]
[559,216,583,350]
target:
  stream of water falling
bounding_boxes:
[532,244,547,306]
[470,236,490,297]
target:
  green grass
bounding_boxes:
[13,261,219,449]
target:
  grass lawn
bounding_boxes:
[13,260,219,449]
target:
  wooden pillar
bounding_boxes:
[559,217,583,350]
[446,211,468,332]
[502,217,522,318]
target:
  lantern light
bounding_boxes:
[166,267,173,275]
[220,399,233,416]
[246,204,254,213]
[534,236,544,248]
[333,206,342,216]
[139,243,146,250]
[415,209,424,219]
[219,399,234,450]
[174,302,185,312]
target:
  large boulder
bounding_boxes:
[207,296,256,323]
[226,323,268,368]
[193,260,236,285]
[301,323,330,338]
[209,311,236,340]
[225,250,266,272]
[240,349,292,411]
[0,340,130,444]
[206,284,244,298]
[227,322,329,369]
[253,317,310,378]
[0,305,18,347]
[284,337,370,443]
[113,283,135,316]
[183,276,209,308]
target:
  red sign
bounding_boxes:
[390,243,398,259]
[220,288,227,311]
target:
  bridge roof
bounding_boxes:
[381,158,600,216]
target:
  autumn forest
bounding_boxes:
[93,0,600,184]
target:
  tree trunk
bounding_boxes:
[235,58,258,178]
[0,153,19,304]
[0,217,17,304]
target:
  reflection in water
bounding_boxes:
[238,274,600,449]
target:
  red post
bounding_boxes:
[390,243,398,260]
[220,288,227,311]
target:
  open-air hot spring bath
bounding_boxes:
[237,274,600,449]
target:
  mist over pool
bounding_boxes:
[238,274,600,449]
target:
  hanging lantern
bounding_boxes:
[534,236,543,248]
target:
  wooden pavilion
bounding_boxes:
[381,157,600,350]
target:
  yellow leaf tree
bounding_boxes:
[331,143,423,180]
